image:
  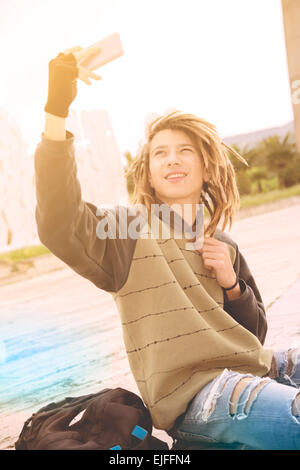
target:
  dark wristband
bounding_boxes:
[223,274,239,291]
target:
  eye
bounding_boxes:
[181,148,193,152]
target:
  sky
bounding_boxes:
[0,0,293,156]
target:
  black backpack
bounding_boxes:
[15,387,169,450]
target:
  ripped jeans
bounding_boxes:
[171,348,300,450]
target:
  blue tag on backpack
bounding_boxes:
[109,425,147,450]
[131,425,147,440]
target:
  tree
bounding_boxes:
[281,156,300,187]
[235,171,252,195]
[247,166,268,193]
[255,132,298,188]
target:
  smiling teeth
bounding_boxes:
[167,173,186,179]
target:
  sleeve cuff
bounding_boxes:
[40,130,75,150]
[224,278,247,305]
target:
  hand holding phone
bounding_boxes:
[44,45,103,118]
[44,34,123,118]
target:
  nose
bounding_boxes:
[165,149,181,166]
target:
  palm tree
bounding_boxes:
[255,132,298,188]
[247,166,268,193]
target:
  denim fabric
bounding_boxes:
[172,347,300,450]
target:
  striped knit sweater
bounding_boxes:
[34,131,274,432]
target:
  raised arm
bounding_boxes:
[35,47,136,293]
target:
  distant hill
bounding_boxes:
[222,121,295,149]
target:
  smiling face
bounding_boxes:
[148,129,209,207]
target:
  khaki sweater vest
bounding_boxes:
[111,214,274,432]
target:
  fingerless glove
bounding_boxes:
[44,53,79,118]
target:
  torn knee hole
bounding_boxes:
[286,347,300,376]
[244,380,269,414]
[229,378,269,415]
[229,378,252,415]
[292,393,300,416]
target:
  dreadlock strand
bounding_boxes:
[221,142,249,167]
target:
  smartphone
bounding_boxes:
[78,32,124,71]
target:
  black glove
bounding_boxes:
[44,52,79,118]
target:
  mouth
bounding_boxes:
[164,172,187,183]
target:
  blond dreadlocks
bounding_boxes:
[125,110,248,237]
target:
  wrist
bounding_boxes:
[224,281,242,301]
[44,112,66,141]
[222,274,242,301]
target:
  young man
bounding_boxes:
[34,47,300,450]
